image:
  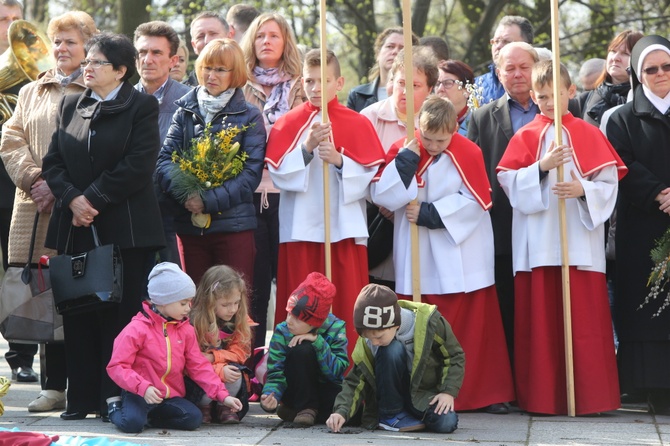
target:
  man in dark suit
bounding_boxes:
[468,42,540,367]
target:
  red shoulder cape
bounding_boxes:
[496,113,628,180]
[373,129,492,210]
[265,98,385,169]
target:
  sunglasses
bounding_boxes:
[641,63,670,75]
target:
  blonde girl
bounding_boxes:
[189,265,253,424]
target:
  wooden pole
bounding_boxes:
[550,0,576,417]
[319,0,332,280]
[401,0,421,303]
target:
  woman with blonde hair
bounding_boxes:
[157,38,265,286]
[0,10,97,413]
[241,12,304,351]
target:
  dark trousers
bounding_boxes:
[179,230,255,287]
[63,248,150,415]
[110,390,202,433]
[43,343,67,390]
[251,193,279,349]
[494,253,515,366]
[281,341,341,424]
[5,343,37,370]
[375,339,458,433]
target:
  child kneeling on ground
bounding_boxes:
[327,284,464,433]
[260,272,349,426]
[106,262,242,433]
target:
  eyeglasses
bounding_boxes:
[641,63,670,75]
[80,59,113,69]
[202,66,233,75]
[436,79,458,89]
[490,38,512,47]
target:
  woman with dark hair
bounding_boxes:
[42,32,164,420]
[435,59,475,135]
[347,27,419,112]
[157,38,265,286]
[580,29,643,126]
[607,35,670,415]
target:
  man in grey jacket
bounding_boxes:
[134,21,192,268]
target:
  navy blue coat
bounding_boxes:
[156,87,266,235]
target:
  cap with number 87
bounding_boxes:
[353,284,402,335]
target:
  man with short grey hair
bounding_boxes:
[185,11,229,85]
[475,15,534,105]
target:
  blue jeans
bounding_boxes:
[375,338,458,433]
[110,390,203,433]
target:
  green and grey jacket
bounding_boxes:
[332,300,465,429]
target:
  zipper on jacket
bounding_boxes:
[160,321,173,399]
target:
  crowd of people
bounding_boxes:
[0,0,669,435]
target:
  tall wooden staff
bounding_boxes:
[550,0,576,417]
[401,0,421,302]
[319,0,332,280]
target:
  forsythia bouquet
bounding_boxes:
[169,121,249,228]
[640,226,670,316]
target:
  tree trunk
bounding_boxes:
[412,0,432,37]
[27,0,48,23]
[117,0,151,38]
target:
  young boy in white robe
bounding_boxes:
[496,60,626,415]
[370,95,515,413]
[264,49,385,355]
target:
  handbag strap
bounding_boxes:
[21,212,40,285]
[63,223,102,254]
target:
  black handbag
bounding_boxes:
[0,212,64,342]
[50,224,123,315]
[367,202,394,269]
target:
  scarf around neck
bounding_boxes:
[197,87,235,122]
[253,65,293,125]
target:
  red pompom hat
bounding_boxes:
[285,272,335,327]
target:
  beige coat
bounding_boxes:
[244,77,305,195]
[0,69,86,263]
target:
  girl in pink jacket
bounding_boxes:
[106,262,242,433]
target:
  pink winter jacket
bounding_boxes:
[107,301,229,402]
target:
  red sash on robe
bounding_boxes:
[496,113,628,180]
[265,98,385,169]
[373,129,493,210]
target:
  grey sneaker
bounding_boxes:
[27,390,66,412]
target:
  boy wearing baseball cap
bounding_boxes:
[106,262,242,433]
[326,284,464,433]
[260,272,349,426]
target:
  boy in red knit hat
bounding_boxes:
[259,272,349,426]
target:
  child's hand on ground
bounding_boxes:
[402,138,420,156]
[552,170,585,199]
[405,202,420,224]
[260,392,277,412]
[304,122,331,152]
[430,392,454,415]
[222,364,241,383]
[223,396,243,412]
[317,140,343,167]
[326,413,345,432]
[288,333,317,347]
[539,142,572,172]
[144,386,163,405]
[657,187,670,214]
